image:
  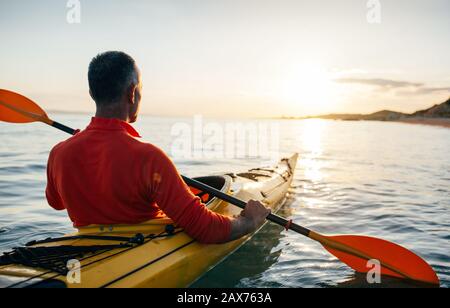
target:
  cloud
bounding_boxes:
[335,77,450,96]
[335,78,423,88]
[415,87,450,94]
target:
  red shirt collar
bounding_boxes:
[87,117,141,138]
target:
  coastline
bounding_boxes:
[276,117,450,129]
[276,97,450,129]
[396,117,450,129]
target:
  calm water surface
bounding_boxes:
[0,114,449,287]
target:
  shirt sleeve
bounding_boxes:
[145,147,231,244]
[45,148,65,211]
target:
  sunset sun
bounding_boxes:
[281,64,338,114]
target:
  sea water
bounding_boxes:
[0,114,449,287]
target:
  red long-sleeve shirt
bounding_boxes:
[46,117,231,244]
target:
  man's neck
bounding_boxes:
[95,104,129,122]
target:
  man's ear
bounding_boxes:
[128,84,137,105]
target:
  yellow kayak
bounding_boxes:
[0,154,298,288]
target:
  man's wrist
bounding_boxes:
[239,215,256,234]
[229,216,255,241]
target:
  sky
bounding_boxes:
[1,0,449,118]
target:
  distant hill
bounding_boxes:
[363,110,408,121]
[300,97,450,121]
[411,98,450,118]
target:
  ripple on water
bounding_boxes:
[0,164,46,174]
[0,153,21,158]
[0,222,68,251]
[382,224,424,234]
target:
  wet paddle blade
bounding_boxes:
[0,89,48,123]
[322,235,440,285]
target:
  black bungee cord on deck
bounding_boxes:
[0,225,180,276]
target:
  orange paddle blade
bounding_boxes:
[0,89,48,123]
[322,235,440,285]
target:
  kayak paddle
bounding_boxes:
[0,89,440,286]
[0,89,76,135]
[182,176,440,286]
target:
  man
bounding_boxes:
[46,51,270,244]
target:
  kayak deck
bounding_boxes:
[0,154,298,288]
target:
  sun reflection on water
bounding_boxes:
[300,119,326,183]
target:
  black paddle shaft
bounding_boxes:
[52,121,78,135]
[182,176,312,237]
[53,121,311,238]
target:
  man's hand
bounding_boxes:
[240,200,271,230]
[226,200,271,242]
